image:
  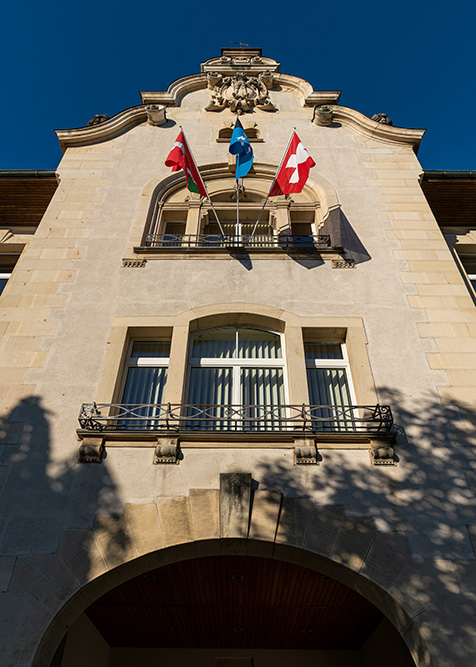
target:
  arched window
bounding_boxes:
[186,327,286,430]
[140,172,329,251]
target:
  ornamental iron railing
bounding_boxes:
[78,403,393,433]
[144,234,331,250]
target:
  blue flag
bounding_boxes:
[229,117,253,180]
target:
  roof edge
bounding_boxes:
[0,170,57,178]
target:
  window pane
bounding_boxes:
[241,367,285,430]
[0,278,9,296]
[162,222,185,247]
[192,329,236,359]
[306,368,352,431]
[238,329,282,358]
[123,367,168,404]
[187,367,233,429]
[304,342,343,360]
[131,341,170,358]
[120,366,168,429]
[241,223,273,236]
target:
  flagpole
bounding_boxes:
[250,129,295,238]
[236,178,240,241]
[235,114,240,242]
[180,127,226,237]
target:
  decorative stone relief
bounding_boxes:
[294,439,319,465]
[145,104,167,126]
[205,72,277,114]
[332,259,356,269]
[78,438,105,463]
[370,441,396,466]
[372,113,393,126]
[122,259,147,268]
[87,114,109,126]
[154,437,179,464]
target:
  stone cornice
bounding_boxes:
[55,78,423,153]
[332,106,426,150]
[55,105,147,152]
[141,73,208,105]
[275,73,341,106]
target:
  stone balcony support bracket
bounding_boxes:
[294,437,319,465]
[78,437,105,464]
[154,437,180,464]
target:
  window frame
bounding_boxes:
[186,327,289,407]
[118,339,171,405]
[304,340,358,407]
[0,272,12,297]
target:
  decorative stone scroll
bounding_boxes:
[78,438,105,463]
[370,441,396,466]
[154,437,179,464]
[294,439,319,465]
[371,113,393,126]
[87,114,109,126]
[205,72,277,114]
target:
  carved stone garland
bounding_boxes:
[205,72,277,114]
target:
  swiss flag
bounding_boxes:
[269,132,316,196]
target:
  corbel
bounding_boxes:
[78,437,105,464]
[154,437,179,464]
[294,437,319,465]
[369,438,396,466]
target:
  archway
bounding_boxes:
[54,552,416,667]
[34,482,428,667]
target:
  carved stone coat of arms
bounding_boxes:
[205,72,277,114]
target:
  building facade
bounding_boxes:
[1,49,476,667]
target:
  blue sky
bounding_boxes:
[1,0,475,170]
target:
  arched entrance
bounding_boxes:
[54,553,415,667]
[34,481,429,667]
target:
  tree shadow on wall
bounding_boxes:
[250,386,476,666]
[0,394,130,665]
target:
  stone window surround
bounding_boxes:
[146,197,320,242]
[442,227,476,304]
[124,166,343,258]
[92,307,378,446]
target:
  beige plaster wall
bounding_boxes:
[1,89,475,553]
[1,74,476,667]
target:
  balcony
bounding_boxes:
[136,233,333,254]
[78,402,393,435]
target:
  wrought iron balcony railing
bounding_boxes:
[144,233,331,250]
[78,403,393,433]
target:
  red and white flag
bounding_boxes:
[269,132,316,196]
[165,131,207,198]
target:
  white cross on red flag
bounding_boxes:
[269,131,316,196]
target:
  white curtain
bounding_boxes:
[121,367,168,428]
[306,368,351,431]
[187,367,233,429]
[241,367,285,430]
